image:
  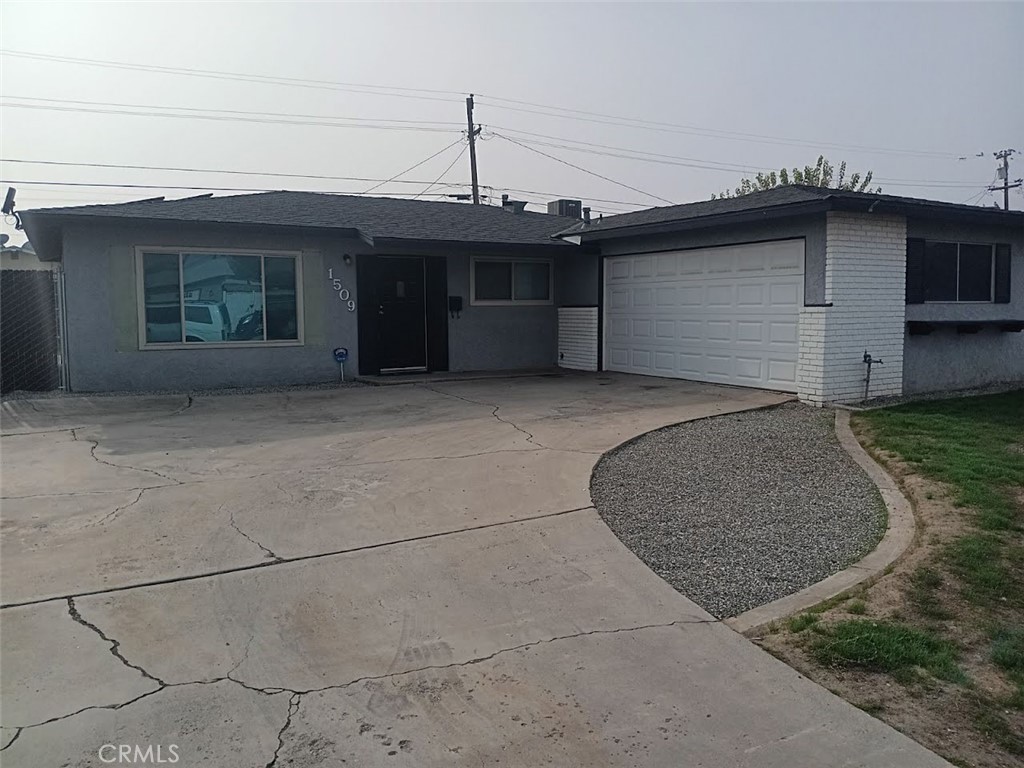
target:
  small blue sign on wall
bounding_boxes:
[333,347,349,364]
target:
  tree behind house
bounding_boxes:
[714,155,881,199]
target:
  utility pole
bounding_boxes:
[989,149,1021,210]
[466,94,481,205]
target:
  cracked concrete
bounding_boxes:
[0,373,951,766]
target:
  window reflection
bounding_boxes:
[141,252,299,344]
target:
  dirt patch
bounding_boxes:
[756,426,1024,768]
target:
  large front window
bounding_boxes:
[137,249,302,347]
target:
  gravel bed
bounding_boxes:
[590,402,886,619]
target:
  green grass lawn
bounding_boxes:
[827,390,1024,759]
[856,390,1024,532]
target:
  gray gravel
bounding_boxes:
[590,402,886,619]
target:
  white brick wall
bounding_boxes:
[797,212,907,404]
[558,306,599,371]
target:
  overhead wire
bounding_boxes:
[414,145,469,199]
[361,137,467,193]
[0,101,458,133]
[0,180,467,198]
[0,49,464,105]
[475,97,965,160]
[0,157,467,189]
[1,95,463,127]
[493,133,674,205]
[1,48,972,161]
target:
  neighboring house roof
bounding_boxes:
[22,191,579,260]
[558,184,1024,240]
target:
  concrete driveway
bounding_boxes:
[0,373,948,767]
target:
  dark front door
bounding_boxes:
[377,256,427,372]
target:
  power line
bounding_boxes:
[0,49,464,104]
[0,157,468,189]
[2,101,991,191]
[2,48,969,162]
[1,159,655,209]
[493,133,674,205]
[475,97,965,160]
[1,180,469,198]
[2,95,464,126]
[492,126,768,173]
[362,138,466,193]
[1,95,982,188]
[415,145,469,199]
[0,101,458,133]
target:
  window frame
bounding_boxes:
[469,256,554,306]
[922,240,995,304]
[134,246,304,350]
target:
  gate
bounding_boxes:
[1,267,63,394]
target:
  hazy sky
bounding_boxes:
[1,1,1022,244]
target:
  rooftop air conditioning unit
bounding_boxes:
[547,199,583,218]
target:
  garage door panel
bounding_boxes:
[604,240,802,392]
[655,320,675,339]
[679,320,702,340]
[678,352,702,376]
[632,319,652,338]
[631,349,652,369]
[706,320,732,342]
[653,351,675,371]
[736,284,765,306]
[769,321,798,345]
[769,282,800,307]
[705,285,733,307]
[655,254,677,276]
[736,321,764,343]
[735,357,764,380]
[768,360,797,383]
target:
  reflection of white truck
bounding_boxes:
[146,301,232,343]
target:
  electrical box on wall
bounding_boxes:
[448,295,463,318]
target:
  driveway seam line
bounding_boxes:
[0,619,710,737]
[0,505,596,610]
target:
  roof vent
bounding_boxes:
[501,194,528,214]
[547,199,583,218]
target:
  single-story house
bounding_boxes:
[21,184,1023,403]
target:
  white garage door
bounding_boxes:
[604,239,803,392]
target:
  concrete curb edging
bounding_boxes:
[725,409,916,635]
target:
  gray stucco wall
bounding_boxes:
[902,217,1024,394]
[446,253,557,371]
[595,214,828,304]
[555,251,600,306]
[62,221,366,392]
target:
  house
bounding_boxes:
[20,192,586,391]
[1,239,53,271]
[557,186,1023,403]
[20,185,1023,403]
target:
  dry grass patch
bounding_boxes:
[757,390,1024,768]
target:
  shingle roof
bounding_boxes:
[24,191,577,246]
[560,184,1024,237]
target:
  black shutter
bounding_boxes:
[994,244,1011,304]
[906,238,926,304]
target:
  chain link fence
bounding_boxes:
[1,269,61,394]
